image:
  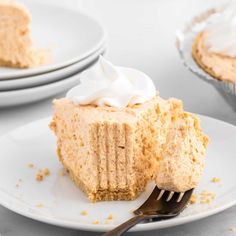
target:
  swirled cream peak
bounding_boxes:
[204,7,236,57]
[66,56,156,108]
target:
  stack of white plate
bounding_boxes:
[0,0,107,107]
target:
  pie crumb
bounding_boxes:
[28,163,34,168]
[189,194,197,204]
[35,168,51,182]
[44,168,50,176]
[107,213,113,220]
[35,203,44,208]
[80,210,88,216]
[211,177,221,183]
[35,170,44,182]
[92,220,100,225]
[200,190,216,204]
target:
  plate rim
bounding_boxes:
[0,43,107,91]
[0,48,107,97]
[0,49,106,107]
[0,0,108,80]
[0,114,236,232]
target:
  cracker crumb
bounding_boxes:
[107,213,113,220]
[92,220,100,224]
[35,168,51,182]
[190,194,197,204]
[211,177,221,183]
[200,190,216,204]
[35,203,44,208]
[44,168,50,176]
[28,163,34,168]
[80,210,88,216]
[229,227,236,232]
[35,170,44,182]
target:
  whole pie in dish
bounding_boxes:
[192,7,236,83]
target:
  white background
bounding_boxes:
[1,0,236,235]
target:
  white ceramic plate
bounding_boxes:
[0,60,93,107]
[0,44,107,91]
[0,115,235,232]
[0,0,107,80]
[0,50,107,107]
[0,73,80,107]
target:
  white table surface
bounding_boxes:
[1,0,236,235]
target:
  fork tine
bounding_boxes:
[165,189,193,204]
[134,186,194,216]
[156,189,165,200]
[155,188,194,215]
[180,188,194,203]
[177,192,185,202]
[166,191,175,202]
[147,186,162,200]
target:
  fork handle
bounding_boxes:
[102,215,151,236]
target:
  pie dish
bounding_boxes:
[176,6,236,111]
[191,3,236,84]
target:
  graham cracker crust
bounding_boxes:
[192,32,222,81]
[0,58,27,68]
[57,146,148,202]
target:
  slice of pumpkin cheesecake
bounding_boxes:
[50,96,182,202]
[0,0,51,68]
[50,57,208,202]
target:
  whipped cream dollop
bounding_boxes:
[66,56,156,108]
[204,6,236,57]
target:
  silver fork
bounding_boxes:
[103,186,194,236]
